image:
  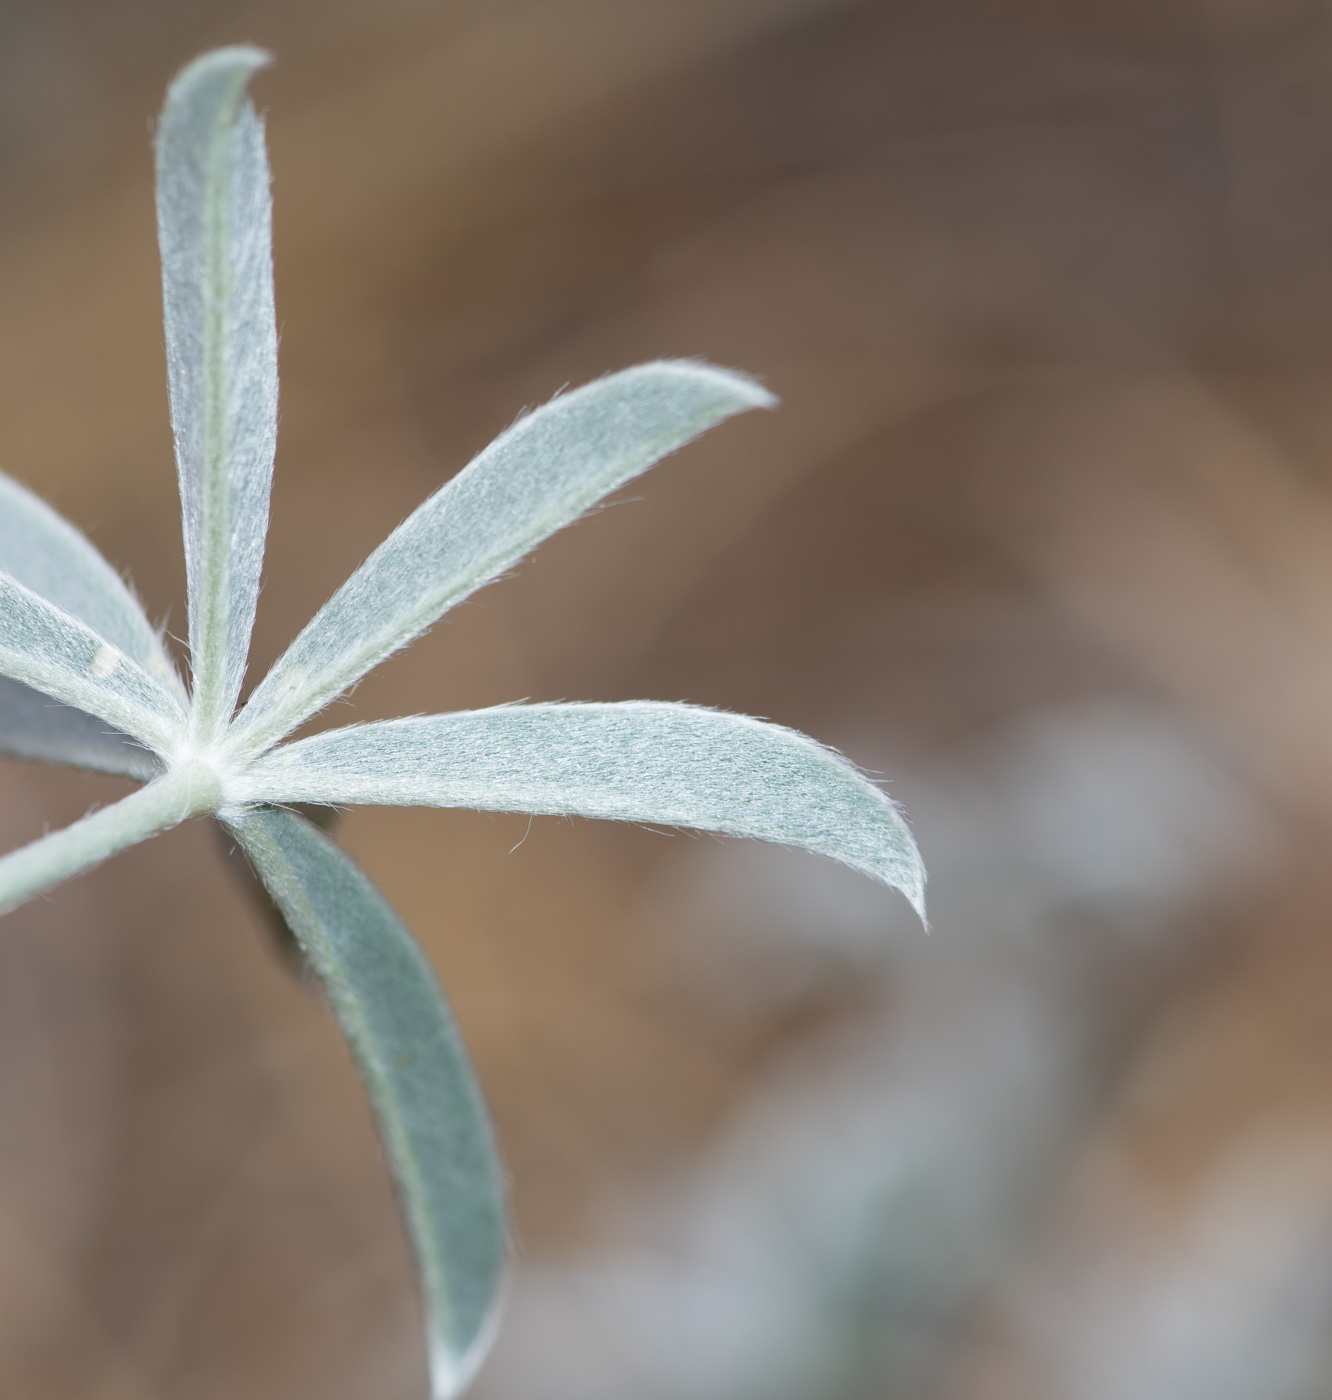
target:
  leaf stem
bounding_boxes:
[0,760,221,915]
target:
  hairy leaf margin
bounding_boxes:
[156,46,278,741]
[231,362,774,756]
[239,701,926,920]
[226,806,507,1398]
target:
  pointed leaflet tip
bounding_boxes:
[239,701,926,925]
[657,358,778,411]
[157,46,278,742]
[162,46,272,98]
[226,808,507,1391]
[232,360,775,757]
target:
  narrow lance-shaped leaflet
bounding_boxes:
[239,701,927,920]
[227,807,506,1400]
[156,46,278,743]
[0,468,179,777]
[230,362,775,757]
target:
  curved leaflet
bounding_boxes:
[227,806,507,1398]
[232,362,774,756]
[241,701,926,918]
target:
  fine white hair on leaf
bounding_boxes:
[0,468,179,687]
[0,35,934,1395]
[231,362,776,757]
[226,806,506,1398]
[239,701,926,922]
[156,46,277,743]
[0,467,178,776]
[0,571,187,759]
[0,677,162,780]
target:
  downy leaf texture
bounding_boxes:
[0,468,177,777]
[156,45,278,742]
[0,677,162,780]
[0,43,926,1399]
[241,702,926,920]
[0,571,186,758]
[228,807,505,1400]
[231,360,776,756]
[0,470,177,679]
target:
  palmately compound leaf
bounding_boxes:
[230,362,775,757]
[0,468,177,776]
[226,806,505,1400]
[240,701,926,919]
[156,46,278,742]
[0,572,187,760]
[0,41,929,1399]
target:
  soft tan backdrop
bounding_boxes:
[4,2,1332,1397]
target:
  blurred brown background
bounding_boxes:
[4,0,1332,1395]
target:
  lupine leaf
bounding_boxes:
[226,806,506,1399]
[240,701,926,920]
[0,468,175,776]
[231,362,775,756]
[156,46,277,741]
[0,572,187,759]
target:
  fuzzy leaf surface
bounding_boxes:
[0,469,174,775]
[227,806,506,1399]
[233,362,774,755]
[0,573,186,759]
[156,46,277,739]
[243,701,926,918]
[0,678,160,779]
[0,469,174,677]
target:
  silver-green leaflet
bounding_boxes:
[0,47,924,1398]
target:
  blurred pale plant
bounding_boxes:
[0,46,925,1399]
